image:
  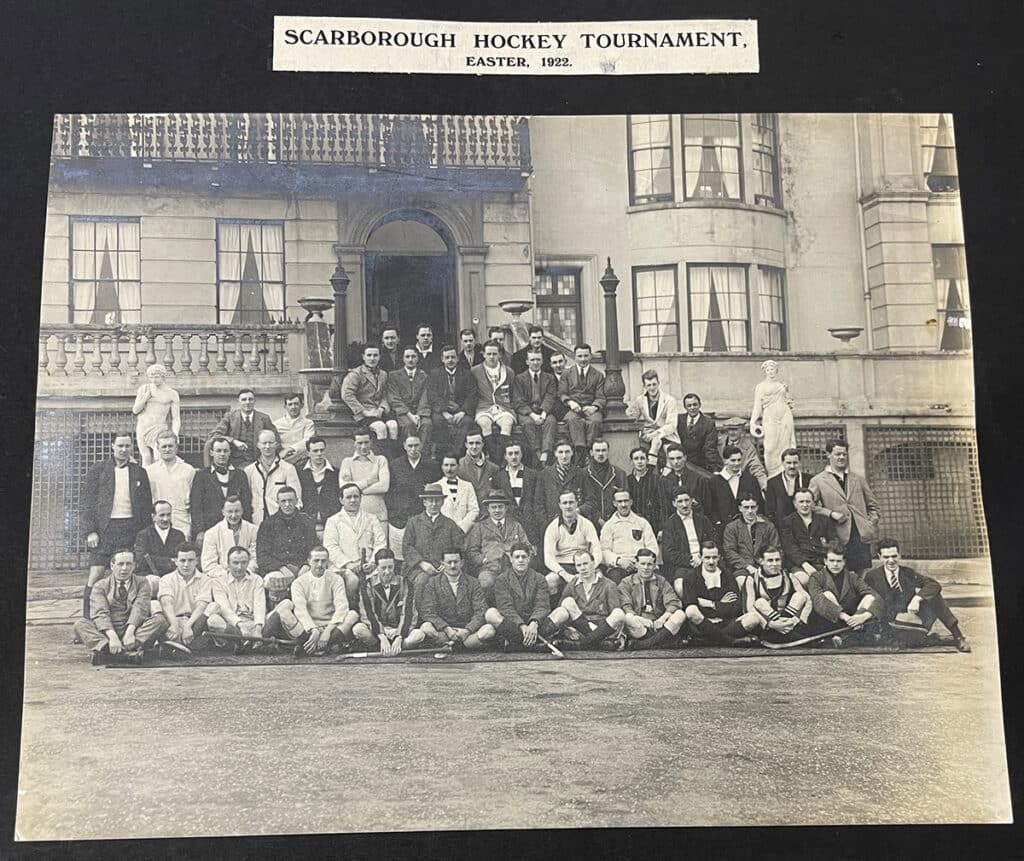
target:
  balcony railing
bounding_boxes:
[51,114,531,172]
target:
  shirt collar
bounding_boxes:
[303,458,334,472]
[210,463,235,474]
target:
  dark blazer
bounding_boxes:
[679,567,742,621]
[402,512,465,572]
[189,466,253,533]
[358,575,417,638]
[661,512,717,573]
[456,454,501,507]
[456,345,484,371]
[491,465,541,543]
[386,368,431,419]
[427,366,475,418]
[133,525,187,576]
[511,343,554,375]
[779,511,837,572]
[81,459,153,538]
[578,463,629,528]
[297,463,341,528]
[659,467,710,518]
[805,566,881,624]
[764,471,815,526]
[863,565,943,621]
[379,347,403,373]
[493,567,550,626]
[708,470,765,531]
[418,572,486,633]
[534,464,585,528]
[386,457,441,529]
[628,470,664,534]
[559,365,607,411]
[511,370,558,417]
[677,413,722,473]
[209,409,276,463]
[413,348,442,373]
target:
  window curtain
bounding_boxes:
[260,222,284,318]
[684,146,704,198]
[218,224,243,323]
[115,221,141,322]
[689,266,711,349]
[920,113,939,176]
[71,221,96,324]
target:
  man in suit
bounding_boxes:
[805,542,884,644]
[708,445,765,536]
[413,323,442,373]
[439,452,480,533]
[81,432,153,617]
[457,327,484,371]
[491,441,540,546]
[677,392,722,475]
[402,483,465,599]
[809,438,881,573]
[721,493,781,593]
[387,346,433,454]
[559,344,606,466]
[625,369,680,467]
[190,436,252,547]
[342,344,399,451]
[659,444,710,517]
[865,537,971,652]
[717,416,769,492]
[378,325,402,373]
[511,348,558,466]
[779,488,837,583]
[661,488,717,590]
[385,434,441,565]
[534,440,584,530]
[547,352,570,421]
[134,499,187,580]
[427,344,475,459]
[511,324,555,375]
[466,490,531,594]
[471,339,516,464]
[764,447,814,529]
[416,548,496,650]
[208,388,275,468]
[457,430,500,510]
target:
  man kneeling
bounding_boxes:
[543,550,626,649]
[264,546,359,656]
[729,545,811,645]
[485,543,554,651]
[205,545,267,652]
[618,548,687,650]
[416,548,496,650]
[352,548,426,655]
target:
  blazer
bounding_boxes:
[378,347,403,373]
[189,466,253,533]
[456,454,501,507]
[358,573,418,638]
[413,347,442,373]
[617,572,681,618]
[863,565,943,621]
[456,345,484,371]
[708,470,765,531]
[559,365,607,411]
[200,518,258,578]
[133,525,187,576]
[534,464,585,528]
[81,459,153,538]
[297,462,341,528]
[679,567,742,621]
[578,463,629,528]
[659,467,711,517]
[427,366,475,418]
[386,367,431,419]
[677,412,722,473]
[492,567,550,626]
[764,471,815,527]
[418,573,486,632]
[806,565,881,623]
[625,392,680,446]
[628,469,665,534]
[510,343,555,375]
[511,370,559,417]
[209,408,275,448]
[722,515,781,575]
[779,511,837,572]
[440,477,481,533]
[402,512,465,572]
[809,469,881,544]
[491,465,540,542]
[660,511,717,573]
[340,365,390,420]
[466,517,532,575]
[470,362,514,412]
[385,457,441,529]
[89,574,152,632]
[717,435,768,489]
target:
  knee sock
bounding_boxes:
[630,626,673,650]
[537,617,559,640]
[496,619,523,647]
[82,585,91,619]
[191,616,209,637]
[570,615,593,638]
[722,619,749,640]
[581,619,615,646]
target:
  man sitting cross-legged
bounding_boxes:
[263,546,359,656]
[352,548,426,656]
[485,543,555,652]
[728,545,811,645]
[205,546,267,652]
[618,548,687,650]
[679,542,747,645]
[155,543,214,651]
[805,541,883,646]
[543,550,626,650]
[416,548,496,651]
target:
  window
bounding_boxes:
[534,266,582,346]
[69,217,141,324]
[628,115,673,204]
[757,266,788,351]
[216,220,285,324]
[682,114,741,200]
[751,113,781,207]
[687,264,749,352]
[934,245,971,351]
[632,267,679,352]
[921,113,958,192]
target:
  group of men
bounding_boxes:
[72,324,971,663]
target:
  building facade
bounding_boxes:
[33,112,983,570]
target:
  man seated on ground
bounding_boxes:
[534,440,584,529]
[439,452,480,534]
[729,546,811,645]
[200,496,258,580]
[625,369,679,468]
[340,343,398,447]
[416,548,496,650]
[543,489,603,601]
[256,486,317,609]
[205,546,267,651]
[457,429,501,510]
[805,542,884,646]
[662,489,717,590]
[864,537,971,652]
[779,488,836,585]
[600,488,659,585]
[543,550,625,650]
[466,490,531,596]
[352,548,426,656]
[679,542,745,645]
[618,548,687,650]
[578,439,628,531]
[274,392,316,466]
[156,543,213,650]
[722,493,781,596]
[491,441,541,546]
[402,482,466,598]
[485,543,553,652]
[134,500,187,582]
[323,482,387,610]
[74,548,169,665]
[264,546,359,656]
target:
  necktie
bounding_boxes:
[115,580,128,603]
[448,373,455,394]
[888,571,901,591]
[532,373,540,399]
[214,466,229,476]
[557,465,567,484]
[689,417,696,429]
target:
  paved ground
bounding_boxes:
[15,602,1011,840]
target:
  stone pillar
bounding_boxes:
[333,244,366,343]
[599,258,627,416]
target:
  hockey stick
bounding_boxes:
[537,634,565,659]
[338,644,452,660]
[202,631,299,646]
[758,626,850,650]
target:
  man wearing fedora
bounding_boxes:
[716,415,768,491]
[466,489,532,596]
[401,482,465,599]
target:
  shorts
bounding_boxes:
[88,518,140,567]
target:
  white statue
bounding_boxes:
[132,363,181,466]
[750,359,795,478]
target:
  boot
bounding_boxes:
[496,619,523,649]
[629,626,674,651]
[580,619,615,647]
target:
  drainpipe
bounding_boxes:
[525,157,537,327]
[852,114,875,352]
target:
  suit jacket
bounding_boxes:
[722,516,781,575]
[427,366,475,418]
[677,413,722,473]
[661,512,717,573]
[440,477,480,533]
[456,345,484,371]
[659,467,711,518]
[189,466,253,533]
[510,343,554,375]
[386,367,431,418]
[413,348,442,373]
[209,409,275,458]
[402,512,465,572]
[617,572,681,618]
[469,362,514,411]
[559,365,606,411]
[456,454,501,507]
[466,517,532,577]
[780,511,837,572]
[806,565,881,623]
[340,365,390,420]
[864,565,943,621]
[133,525,187,576]
[418,573,486,633]
[764,471,815,527]
[385,457,441,529]
[625,392,680,446]
[492,567,550,626]
[491,465,540,543]
[708,470,765,531]
[89,574,152,632]
[81,459,153,537]
[809,469,881,544]
[534,464,585,527]
[511,370,558,417]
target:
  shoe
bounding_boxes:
[293,643,308,657]
[190,632,212,651]
[233,641,251,655]
[613,632,628,652]
[831,635,844,649]
[956,637,972,653]
[448,638,466,654]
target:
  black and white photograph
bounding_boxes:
[15,108,1010,838]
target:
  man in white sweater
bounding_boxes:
[200,496,258,579]
[322,482,387,609]
[542,489,602,601]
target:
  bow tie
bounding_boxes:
[214,466,230,476]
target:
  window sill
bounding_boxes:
[626,199,787,218]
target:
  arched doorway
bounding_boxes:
[364,211,457,345]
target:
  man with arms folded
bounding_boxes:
[485,543,554,652]
[352,548,425,656]
[200,496,258,580]
[599,488,659,585]
[542,489,602,601]
[323,482,387,610]
[680,542,746,645]
[619,548,687,650]
[542,550,625,650]
[416,548,496,651]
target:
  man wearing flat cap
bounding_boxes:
[401,482,465,599]
[716,415,768,491]
[466,489,532,596]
